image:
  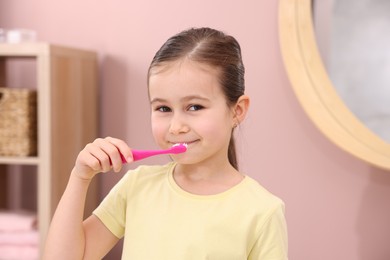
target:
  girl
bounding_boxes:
[44,27,288,260]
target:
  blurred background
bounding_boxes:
[1,0,390,259]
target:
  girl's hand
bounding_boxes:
[72,137,133,180]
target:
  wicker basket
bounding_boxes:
[0,87,37,156]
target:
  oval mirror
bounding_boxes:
[278,0,390,170]
[313,0,390,144]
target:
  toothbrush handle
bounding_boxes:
[131,149,166,161]
[118,146,185,164]
[116,150,165,165]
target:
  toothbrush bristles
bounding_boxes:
[171,143,188,153]
[173,143,188,147]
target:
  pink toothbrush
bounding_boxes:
[119,143,188,163]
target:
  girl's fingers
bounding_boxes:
[73,147,105,180]
[105,137,133,164]
[74,137,132,178]
[85,141,112,172]
[92,138,123,172]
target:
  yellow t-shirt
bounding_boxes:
[93,162,288,260]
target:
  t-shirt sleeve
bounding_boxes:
[248,202,288,260]
[93,172,133,239]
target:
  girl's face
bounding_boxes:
[148,59,236,166]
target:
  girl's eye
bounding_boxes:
[156,106,171,112]
[188,104,204,111]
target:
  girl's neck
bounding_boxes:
[173,160,244,195]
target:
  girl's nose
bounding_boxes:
[169,114,189,135]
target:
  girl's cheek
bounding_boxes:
[202,116,232,140]
[151,118,168,142]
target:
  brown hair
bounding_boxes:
[148,27,245,170]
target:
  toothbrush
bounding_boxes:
[119,143,188,163]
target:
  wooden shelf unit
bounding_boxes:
[0,43,99,256]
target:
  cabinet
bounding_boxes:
[0,43,99,256]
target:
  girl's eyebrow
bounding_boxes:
[182,95,210,102]
[150,98,166,104]
[150,95,210,104]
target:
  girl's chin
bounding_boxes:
[172,155,205,166]
[171,154,194,163]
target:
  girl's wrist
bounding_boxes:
[70,167,95,183]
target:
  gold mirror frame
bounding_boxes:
[278,0,390,170]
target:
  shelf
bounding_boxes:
[0,42,48,56]
[0,156,39,165]
[0,42,99,257]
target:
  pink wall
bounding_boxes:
[1,1,390,259]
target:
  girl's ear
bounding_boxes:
[232,95,250,126]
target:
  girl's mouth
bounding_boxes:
[171,140,198,146]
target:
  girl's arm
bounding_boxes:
[43,137,133,260]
